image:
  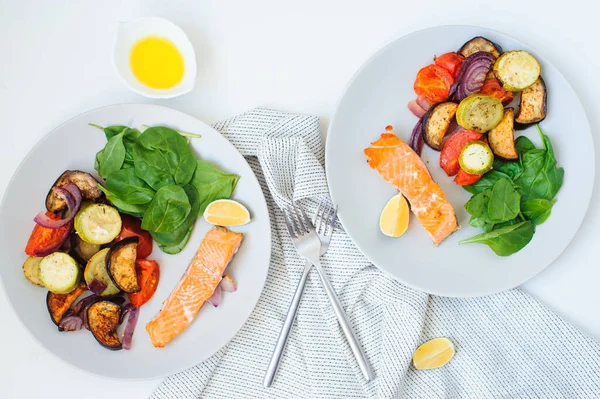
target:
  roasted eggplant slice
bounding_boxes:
[106,237,140,294]
[422,102,458,150]
[515,76,547,128]
[488,108,518,159]
[46,281,87,325]
[458,36,502,58]
[87,301,122,350]
[71,234,102,264]
[46,170,104,213]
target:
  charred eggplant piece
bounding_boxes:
[46,170,104,213]
[71,234,102,264]
[515,76,547,129]
[106,237,140,294]
[458,36,502,58]
[422,102,458,150]
[87,301,122,350]
[488,108,518,159]
[46,281,87,325]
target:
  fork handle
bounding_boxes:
[263,261,312,387]
[313,261,375,382]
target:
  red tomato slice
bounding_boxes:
[454,168,483,186]
[480,78,514,105]
[25,212,71,256]
[114,214,153,259]
[128,259,160,308]
[434,52,465,79]
[439,130,483,176]
[414,64,454,104]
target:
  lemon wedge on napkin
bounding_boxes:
[413,337,455,370]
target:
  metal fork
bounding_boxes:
[264,200,337,387]
[279,202,374,383]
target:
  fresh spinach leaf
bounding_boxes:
[190,160,240,215]
[141,184,191,233]
[515,136,536,155]
[463,171,511,195]
[150,184,199,247]
[488,178,520,222]
[465,189,495,232]
[98,132,126,179]
[133,126,197,190]
[99,186,149,217]
[122,128,141,164]
[514,130,564,202]
[104,168,155,205]
[493,158,523,180]
[521,198,555,225]
[459,221,535,256]
[493,218,521,230]
[157,225,194,255]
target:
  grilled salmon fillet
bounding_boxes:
[146,226,243,347]
[364,126,457,245]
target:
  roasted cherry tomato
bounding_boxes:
[25,212,71,256]
[127,259,160,307]
[414,64,454,104]
[480,78,514,105]
[454,168,483,186]
[439,130,483,176]
[434,52,465,79]
[114,214,153,259]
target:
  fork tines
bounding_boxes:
[283,204,313,238]
[314,199,337,236]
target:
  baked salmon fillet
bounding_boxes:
[146,226,243,347]
[364,126,457,245]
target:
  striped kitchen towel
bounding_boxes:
[152,108,600,399]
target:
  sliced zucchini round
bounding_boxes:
[493,50,540,92]
[459,140,494,175]
[74,202,122,245]
[39,252,81,294]
[23,256,45,287]
[84,248,120,296]
[456,94,504,133]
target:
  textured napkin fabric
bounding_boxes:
[152,108,600,399]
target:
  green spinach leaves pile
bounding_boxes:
[91,124,239,254]
[460,125,564,256]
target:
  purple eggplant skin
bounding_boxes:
[105,236,140,294]
[458,36,503,58]
[514,76,547,130]
[409,115,426,155]
[421,102,458,151]
[46,170,104,213]
[87,301,122,350]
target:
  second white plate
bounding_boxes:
[326,26,594,297]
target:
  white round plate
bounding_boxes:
[0,104,271,379]
[326,26,594,297]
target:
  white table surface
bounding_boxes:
[1,1,599,397]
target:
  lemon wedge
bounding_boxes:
[379,193,409,238]
[412,337,455,370]
[203,199,251,226]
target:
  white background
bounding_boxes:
[1,1,599,398]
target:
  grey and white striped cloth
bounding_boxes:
[152,108,600,399]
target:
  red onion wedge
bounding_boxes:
[74,294,100,316]
[207,285,222,308]
[88,279,107,296]
[121,305,139,350]
[119,303,136,325]
[58,315,83,332]
[451,52,496,102]
[415,95,433,111]
[407,100,427,118]
[34,183,82,229]
[219,275,237,293]
[409,115,426,156]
